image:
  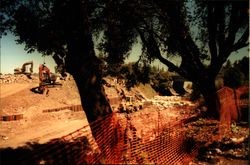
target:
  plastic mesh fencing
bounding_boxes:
[216,86,249,135]
[18,112,198,165]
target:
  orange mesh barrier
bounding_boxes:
[216,86,249,135]
[15,112,198,165]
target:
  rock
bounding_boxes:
[0,74,39,84]
[231,137,245,144]
[2,135,9,140]
[215,148,222,154]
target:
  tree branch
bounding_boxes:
[231,28,249,51]
[183,35,206,72]
[226,3,240,48]
[216,4,226,56]
[207,4,218,66]
[210,2,248,78]
[137,28,190,79]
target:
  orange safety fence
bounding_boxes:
[11,111,199,165]
[216,86,249,135]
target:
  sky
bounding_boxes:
[0,33,168,74]
[0,34,56,74]
[0,33,249,74]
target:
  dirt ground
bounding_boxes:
[0,75,184,149]
[184,112,249,164]
[0,76,87,148]
[0,74,248,165]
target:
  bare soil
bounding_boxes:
[0,76,86,148]
[0,74,248,165]
[0,75,183,149]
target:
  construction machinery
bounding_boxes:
[14,61,33,77]
[119,95,143,113]
[38,63,61,94]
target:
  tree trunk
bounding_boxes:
[198,78,220,119]
[64,25,113,154]
[71,60,113,123]
[65,53,114,156]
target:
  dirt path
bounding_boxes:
[0,83,42,115]
[0,119,88,148]
[0,83,34,99]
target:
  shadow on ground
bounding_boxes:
[0,136,92,165]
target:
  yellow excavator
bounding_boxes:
[14,61,33,78]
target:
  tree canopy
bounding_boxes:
[122,0,249,117]
[222,57,249,88]
[1,0,249,120]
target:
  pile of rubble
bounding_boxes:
[185,118,249,164]
[0,74,39,84]
[150,96,196,108]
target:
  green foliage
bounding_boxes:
[224,67,244,89]
[231,123,240,133]
[222,57,248,88]
[150,69,172,96]
[117,62,153,89]
[233,57,249,83]
[120,0,248,116]
[104,61,171,94]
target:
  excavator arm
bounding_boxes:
[14,61,33,77]
[21,61,33,73]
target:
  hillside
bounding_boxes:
[0,74,248,165]
[0,74,192,149]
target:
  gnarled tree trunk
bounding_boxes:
[61,1,114,153]
[197,77,220,119]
